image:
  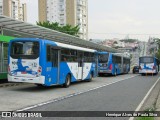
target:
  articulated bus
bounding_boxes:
[0,35,14,80]
[8,38,98,87]
[139,56,159,75]
[98,52,130,76]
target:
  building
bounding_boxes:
[102,39,120,47]
[148,37,158,55]
[19,3,27,21]
[38,0,88,40]
[0,0,27,21]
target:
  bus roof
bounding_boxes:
[112,53,130,58]
[0,35,15,42]
[98,51,130,58]
[10,38,97,52]
[97,51,109,54]
[55,42,96,52]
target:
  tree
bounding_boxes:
[154,38,160,59]
[36,21,80,37]
[156,49,160,60]
[155,38,160,49]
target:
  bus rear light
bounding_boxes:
[109,64,112,70]
[38,66,42,73]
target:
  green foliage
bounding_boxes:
[130,54,133,59]
[136,108,155,120]
[136,117,154,120]
[156,49,160,60]
[155,38,160,49]
[155,38,160,59]
[36,21,80,37]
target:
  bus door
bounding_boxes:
[46,46,60,85]
[77,51,83,79]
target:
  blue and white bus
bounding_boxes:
[8,38,97,87]
[139,56,159,75]
[98,52,130,76]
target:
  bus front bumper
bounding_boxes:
[8,75,45,84]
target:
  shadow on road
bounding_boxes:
[9,80,95,92]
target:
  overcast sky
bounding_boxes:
[22,0,160,41]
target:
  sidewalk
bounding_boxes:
[138,76,160,120]
[155,86,160,120]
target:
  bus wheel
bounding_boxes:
[141,73,144,76]
[63,74,71,88]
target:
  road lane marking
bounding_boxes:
[129,76,160,120]
[16,75,138,112]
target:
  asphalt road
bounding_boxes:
[20,74,159,120]
[0,74,137,111]
[0,74,159,120]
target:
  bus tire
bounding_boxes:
[63,74,71,88]
[141,73,144,76]
[35,84,45,87]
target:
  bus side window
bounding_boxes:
[63,57,67,61]
[51,49,58,67]
[61,55,67,61]
[46,45,51,62]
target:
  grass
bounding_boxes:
[136,108,155,120]
[136,117,154,120]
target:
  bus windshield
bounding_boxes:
[99,53,109,63]
[10,41,39,59]
[139,57,154,63]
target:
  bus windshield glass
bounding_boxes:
[10,41,39,59]
[99,53,109,63]
[139,57,154,63]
